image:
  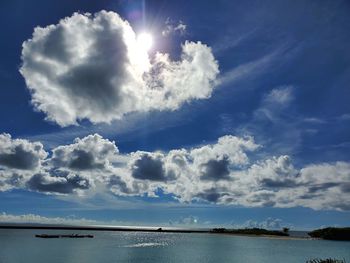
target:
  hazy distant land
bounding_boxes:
[1,223,349,241]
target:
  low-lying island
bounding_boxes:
[35,234,94,238]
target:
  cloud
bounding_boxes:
[130,152,168,181]
[26,171,91,194]
[232,217,287,230]
[20,11,219,126]
[106,175,138,195]
[236,85,302,157]
[0,171,24,191]
[249,155,298,188]
[196,189,226,203]
[295,162,350,210]
[50,134,118,170]
[0,133,47,170]
[200,157,231,181]
[0,212,98,225]
[0,133,47,191]
[337,113,350,121]
[0,133,349,211]
[254,86,294,123]
[169,215,199,226]
[162,18,187,37]
[217,48,282,87]
[0,211,150,226]
[263,86,294,105]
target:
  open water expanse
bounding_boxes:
[0,229,349,263]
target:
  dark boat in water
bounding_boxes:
[35,234,93,238]
[35,234,60,238]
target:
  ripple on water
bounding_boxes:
[122,242,168,248]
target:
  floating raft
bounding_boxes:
[35,234,93,238]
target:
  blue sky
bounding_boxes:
[0,0,349,230]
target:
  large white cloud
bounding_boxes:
[1,132,349,211]
[20,11,219,126]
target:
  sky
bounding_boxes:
[0,0,350,230]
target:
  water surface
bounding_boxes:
[0,229,349,263]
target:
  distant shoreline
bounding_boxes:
[209,232,312,240]
[0,223,209,234]
[0,223,311,240]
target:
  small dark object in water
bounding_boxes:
[35,234,93,238]
[157,228,162,232]
[35,234,60,238]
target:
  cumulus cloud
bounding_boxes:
[0,171,24,191]
[26,172,91,194]
[200,157,231,181]
[0,133,47,191]
[20,11,218,126]
[50,134,118,170]
[162,18,187,37]
[1,132,349,211]
[249,155,298,188]
[0,133,47,170]
[130,152,167,181]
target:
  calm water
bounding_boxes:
[0,229,349,263]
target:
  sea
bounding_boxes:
[0,229,349,263]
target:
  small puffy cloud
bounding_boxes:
[107,175,137,195]
[20,11,218,127]
[264,86,294,105]
[295,162,350,210]
[50,134,118,170]
[250,155,298,188]
[162,18,187,37]
[0,171,24,191]
[0,133,47,170]
[196,189,227,203]
[145,41,219,110]
[235,217,285,230]
[130,152,167,181]
[26,171,91,194]
[169,215,198,226]
[129,151,178,182]
[200,157,231,181]
[0,134,47,191]
[190,135,259,167]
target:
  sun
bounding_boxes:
[137,32,153,52]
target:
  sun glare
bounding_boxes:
[137,32,153,52]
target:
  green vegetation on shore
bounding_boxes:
[210,227,289,236]
[306,259,346,263]
[308,227,350,241]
